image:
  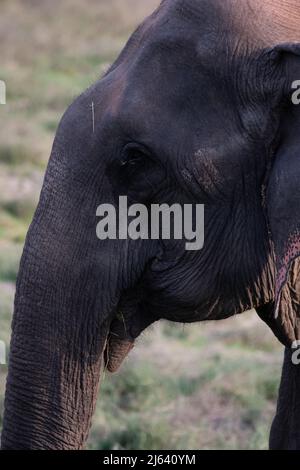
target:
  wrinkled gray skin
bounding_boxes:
[2,0,300,450]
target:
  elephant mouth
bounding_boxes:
[104,335,135,373]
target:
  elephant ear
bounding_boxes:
[267,44,300,346]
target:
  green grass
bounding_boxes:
[0,145,40,166]
[0,245,23,282]
[1,199,36,221]
[85,316,282,450]
[0,212,28,243]
[42,119,59,133]
[162,322,190,341]
[93,416,173,450]
[0,282,14,345]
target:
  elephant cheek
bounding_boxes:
[104,337,134,373]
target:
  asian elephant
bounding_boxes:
[2,0,300,450]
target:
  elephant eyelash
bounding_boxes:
[126,151,145,166]
[121,144,152,167]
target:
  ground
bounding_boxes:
[0,0,283,450]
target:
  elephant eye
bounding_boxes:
[128,151,145,166]
[121,145,148,167]
[110,143,165,201]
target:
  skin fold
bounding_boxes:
[2,0,300,450]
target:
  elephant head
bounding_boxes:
[2,0,300,450]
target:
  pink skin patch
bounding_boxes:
[275,231,300,318]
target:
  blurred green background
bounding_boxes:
[0,0,283,450]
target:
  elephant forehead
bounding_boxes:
[106,70,129,117]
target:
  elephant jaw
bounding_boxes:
[104,336,134,373]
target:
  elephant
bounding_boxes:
[2,0,300,450]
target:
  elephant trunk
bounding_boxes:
[2,302,109,450]
[1,154,121,449]
[1,229,113,449]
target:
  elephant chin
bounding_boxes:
[104,337,134,373]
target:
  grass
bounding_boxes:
[0,244,23,282]
[0,0,284,450]
[0,212,28,243]
[84,315,283,450]
[0,282,14,345]
[0,145,40,166]
[92,415,173,451]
